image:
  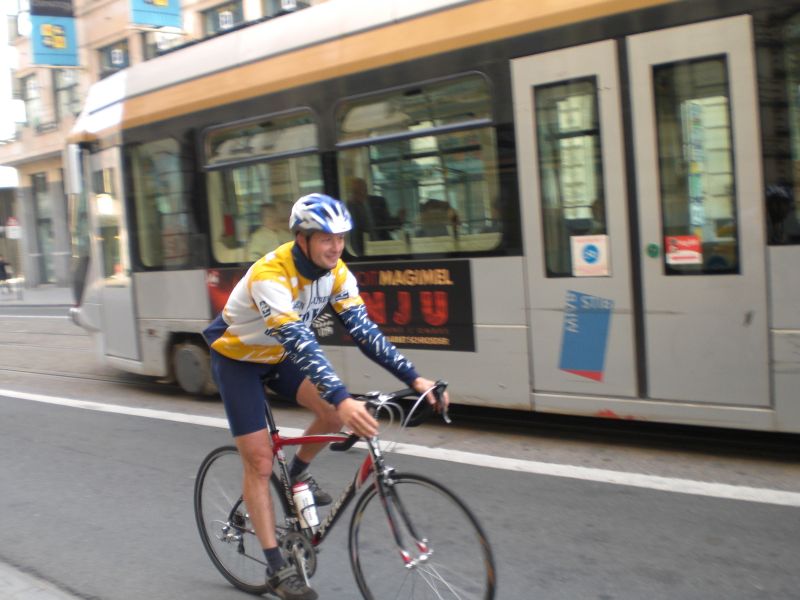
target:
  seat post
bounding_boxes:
[264,400,279,435]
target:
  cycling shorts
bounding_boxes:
[209,349,305,437]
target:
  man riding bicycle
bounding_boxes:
[203,193,448,600]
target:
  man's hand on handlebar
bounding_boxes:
[411,377,450,412]
[337,397,379,438]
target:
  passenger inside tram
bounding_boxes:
[246,202,293,260]
[416,198,460,237]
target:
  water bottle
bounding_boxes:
[292,481,319,530]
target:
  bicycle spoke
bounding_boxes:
[194,447,269,594]
[349,473,495,600]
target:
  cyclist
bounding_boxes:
[203,193,448,600]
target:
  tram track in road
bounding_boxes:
[1,314,797,463]
[0,364,183,394]
[2,358,797,462]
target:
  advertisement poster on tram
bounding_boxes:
[205,260,475,352]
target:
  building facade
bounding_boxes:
[0,0,320,287]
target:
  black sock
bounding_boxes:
[289,456,310,479]
[264,547,285,575]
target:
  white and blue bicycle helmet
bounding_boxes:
[289,193,353,234]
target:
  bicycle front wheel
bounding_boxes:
[194,446,287,594]
[349,473,496,600]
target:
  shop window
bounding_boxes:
[32,172,55,282]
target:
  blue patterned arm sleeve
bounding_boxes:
[272,321,350,406]
[337,305,420,386]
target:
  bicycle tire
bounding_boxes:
[349,472,496,600]
[194,445,290,595]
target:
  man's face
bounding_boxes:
[303,232,345,270]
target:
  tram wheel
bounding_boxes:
[173,340,218,396]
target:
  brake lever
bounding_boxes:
[433,380,452,424]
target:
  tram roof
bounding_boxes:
[69,0,675,144]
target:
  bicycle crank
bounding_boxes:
[281,532,317,582]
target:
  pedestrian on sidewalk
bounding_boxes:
[0,256,10,294]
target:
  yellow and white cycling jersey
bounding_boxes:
[206,241,418,404]
[210,242,363,363]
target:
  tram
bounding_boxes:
[67,0,800,432]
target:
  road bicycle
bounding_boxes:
[194,381,496,599]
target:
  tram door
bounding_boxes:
[89,147,139,361]
[627,16,768,406]
[512,40,638,398]
[513,15,770,407]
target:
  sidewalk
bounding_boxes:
[0,283,73,307]
[0,562,79,600]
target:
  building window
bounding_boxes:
[141,29,185,61]
[263,0,309,17]
[98,40,129,79]
[21,74,42,128]
[52,69,80,122]
[202,1,244,36]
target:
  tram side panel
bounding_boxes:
[768,248,800,432]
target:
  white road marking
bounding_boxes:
[2,388,799,507]
[0,314,69,319]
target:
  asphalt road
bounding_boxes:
[1,393,799,600]
[1,309,799,599]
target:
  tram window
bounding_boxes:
[336,75,501,257]
[205,111,321,263]
[129,138,193,269]
[93,168,123,279]
[207,156,322,263]
[765,14,800,245]
[534,78,607,277]
[653,57,739,274]
[205,112,316,168]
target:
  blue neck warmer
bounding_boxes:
[291,240,330,281]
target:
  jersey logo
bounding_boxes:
[311,312,335,338]
[258,301,271,318]
[334,291,349,302]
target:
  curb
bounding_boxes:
[0,562,81,600]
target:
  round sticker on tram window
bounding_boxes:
[571,235,609,277]
[582,244,600,264]
[646,243,660,258]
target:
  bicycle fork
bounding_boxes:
[368,439,432,569]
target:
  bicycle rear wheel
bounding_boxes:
[349,472,496,600]
[194,446,289,594]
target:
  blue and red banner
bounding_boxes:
[558,290,613,382]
